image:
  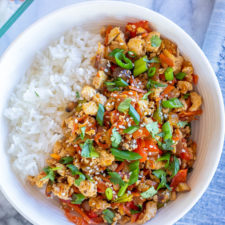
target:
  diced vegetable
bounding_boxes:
[71,193,86,204]
[115,52,134,70]
[105,187,113,201]
[96,104,105,126]
[162,121,173,140]
[151,35,162,47]
[129,105,140,125]
[164,67,174,81]
[141,186,157,198]
[175,72,186,80]
[80,126,86,140]
[111,148,142,160]
[118,183,129,196]
[123,126,139,134]
[133,56,148,76]
[148,67,156,77]
[170,169,188,188]
[113,193,133,203]
[111,128,122,148]
[162,98,183,108]
[118,98,132,113]
[108,172,125,186]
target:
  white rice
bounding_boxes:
[4,27,102,181]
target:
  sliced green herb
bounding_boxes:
[102,209,115,224]
[111,148,142,160]
[130,209,141,215]
[108,172,124,186]
[157,153,171,168]
[146,121,159,138]
[115,52,134,70]
[141,186,157,198]
[162,121,173,140]
[153,169,171,190]
[80,139,99,158]
[109,48,124,57]
[129,105,140,125]
[118,98,132,113]
[34,91,39,97]
[151,35,162,47]
[128,161,139,185]
[142,91,152,100]
[74,172,86,186]
[183,93,190,99]
[76,91,80,98]
[177,121,188,128]
[153,104,164,124]
[118,182,129,197]
[96,104,105,126]
[143,56,160,63]
[67,164,79,176]
[162,98,183,108]
[148,67,156,78]
[41,166,61,182]
[165,67,174,81]
[60,156,73,165]
[123,126,139,134]
[71,193,85,204]
[147,79,167,89]
[158,139,174,151]
[175,72,186,80]
[115,78,129,87]
[105,187,113,201]
[80,126,86,140]
[133,56,148,77]
[169,156,180,177]
[111,128,122,148]
[113,193,133,203]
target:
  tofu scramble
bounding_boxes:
[28,21,202,225]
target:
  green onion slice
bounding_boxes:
[162,98,183,108]
[96,104,105,126]
[123,126,139,134]
[129,105,140,125]
[165,67,174,81]
[175,72,186,80]
[133,56,148,77]
[111,148,142,160]
[105,187,113,201]
[148,67,156,77]
[115,52,133,70]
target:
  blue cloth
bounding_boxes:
[176,0,225,224]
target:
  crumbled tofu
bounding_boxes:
[177,81,193,94]
[145,31,161,53]
[81,85,96,101]
[189,92,202,111]
[92,70,107,89]
[82,101,98,116]
[99,150,115,167]
[127,37,146,56]
[93,93,107,105]
[77,180,97,197]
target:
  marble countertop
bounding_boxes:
[1,0,223,225]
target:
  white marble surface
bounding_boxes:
[0,0,215,225]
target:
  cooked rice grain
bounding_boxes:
[4,28,102,181]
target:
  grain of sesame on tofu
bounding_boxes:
[77,180,97,197]
[93,93,107,106]
[127,37,146,56]
[81,85,96,101]
[92,70,107,89]
[52,183,71,200]
[82,101,98,116]
[89,197,110,210]
[145,31,161,53]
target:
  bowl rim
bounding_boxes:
[0,1,224,225]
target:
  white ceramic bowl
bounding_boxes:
[0,1,224,225]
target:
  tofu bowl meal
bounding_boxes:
[0,1,224,225]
